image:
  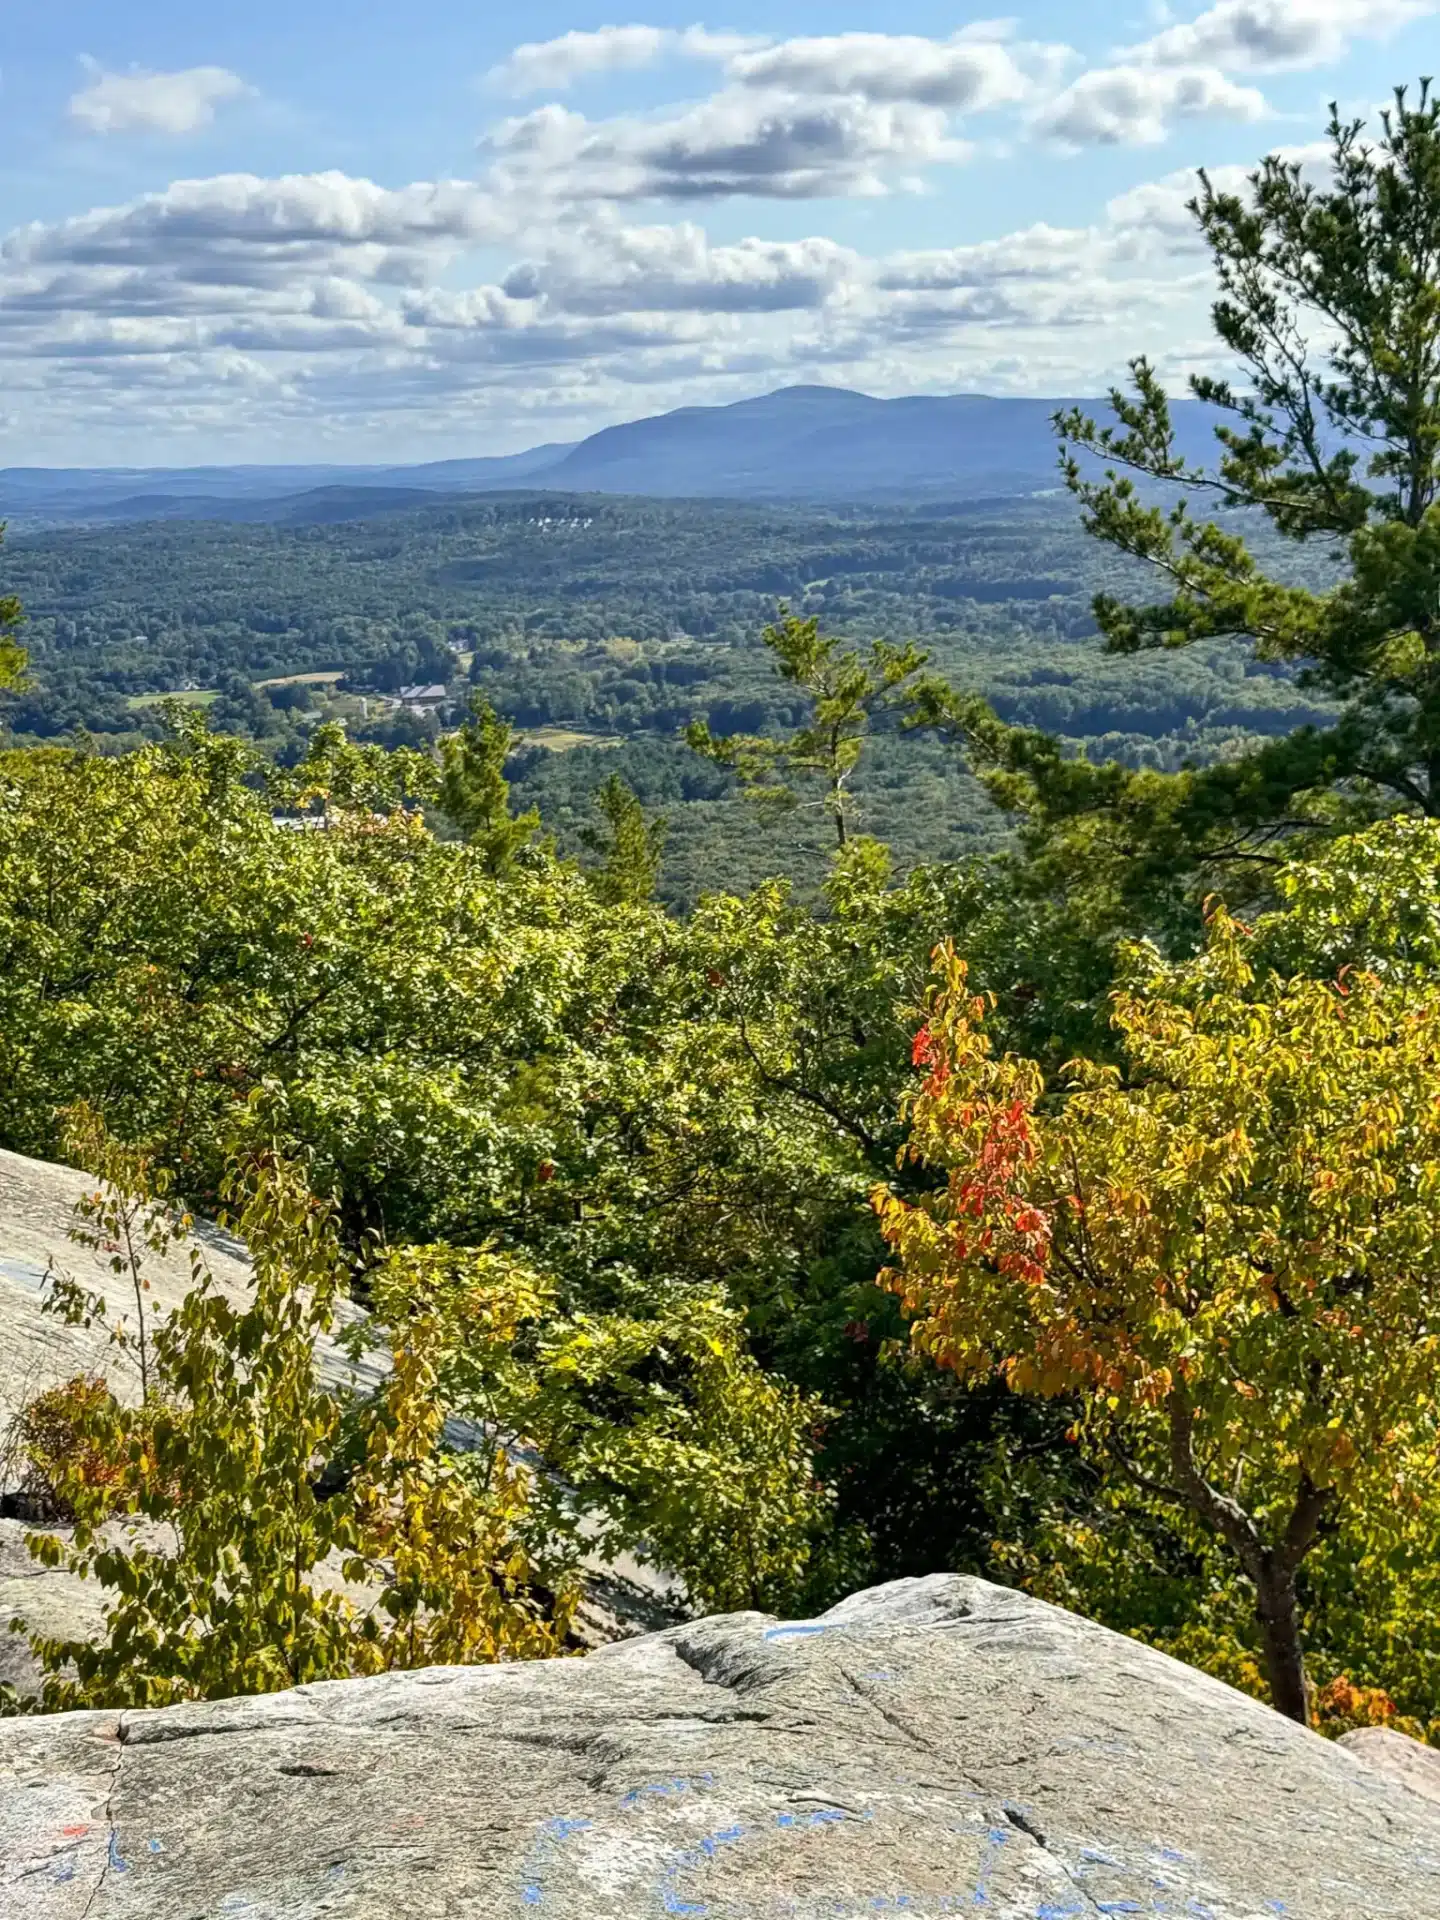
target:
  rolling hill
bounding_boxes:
[0,386,1224,527]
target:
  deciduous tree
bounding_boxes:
[877,906,1440,1723]
[16,1145,571,1710]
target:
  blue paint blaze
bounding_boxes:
[701,1826,746,1856]
[517,1809,596,1908]
[972,1824,1010,1906]
[763,1623,829,1641]
[107,1831,129,1874]
[623,1776,714,1807]
[543,1817,592,1841]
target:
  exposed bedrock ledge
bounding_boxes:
[3,1573,1438,1918]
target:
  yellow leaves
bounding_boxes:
[1138,1366,1173,1409]
[879,917,1440,1624]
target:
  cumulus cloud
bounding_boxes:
[1036,0,1436,149]
[1037,64,1267,146]
[501,223,860,313]
[1129,0,1435,72]
[486,92,967,200]
[725,31,1043,109]
[69,62,251,136]
[4,172,512,290]
[879,224,1100,291]
[489,25,755,94]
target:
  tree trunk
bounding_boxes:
[1165,1386,1327,1728]
[1254,1562,1310,1726]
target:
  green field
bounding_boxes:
[125,689,219,711]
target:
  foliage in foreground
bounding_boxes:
[11,1113,834,1710]
[879,847,1440,1724]
[18,1148,570,1710]
[0,717,1095,1600]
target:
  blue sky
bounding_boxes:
[0,2,1434,463]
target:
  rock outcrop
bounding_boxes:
[1340,1724,1440,1811]
[0,1146,381,1437]
[0,1147,672,1693]
[0,1146,388,1700]
[3,1573,1438,1918]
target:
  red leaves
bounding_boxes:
[911,1023,950,1091]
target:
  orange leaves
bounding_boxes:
[1138,1365,1173,1409]
[881,911,1440,1605]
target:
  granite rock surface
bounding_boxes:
[0,1147,674,1692]
[1340,1725,1440,1812]
[4,1572,1439,1919]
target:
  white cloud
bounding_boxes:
[1035,0,1436,149]
[493,24,1065,113]
[69,62,251,136]
[1037,64,1268,146]
[879,224,1100,291]
[489,25,756,94]
[501,223,860,313]
[486,92,967,201]
[4,172,511,289]
[1129,0,1436,72]
[725,32,1043,109]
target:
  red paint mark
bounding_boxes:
[60,1825,91,1837]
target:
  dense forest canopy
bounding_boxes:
[0,491,1334,902]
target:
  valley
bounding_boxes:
[2,474,1330,903]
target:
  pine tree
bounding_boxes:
[438,695,539,872]
[580,773,665,904]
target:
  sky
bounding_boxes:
[0,1,1434,465]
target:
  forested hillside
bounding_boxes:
[3,491,1332,900]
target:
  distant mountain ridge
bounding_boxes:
[0,385,1224,527]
